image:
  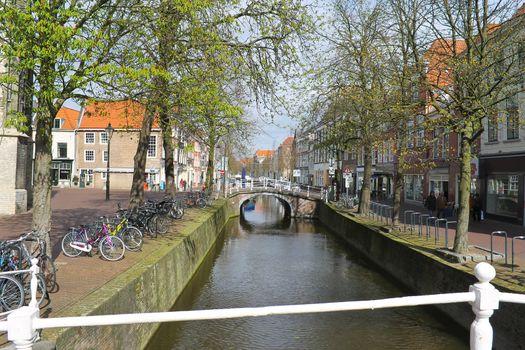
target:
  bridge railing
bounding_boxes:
[228,178,325,199]
[2,262,524,349]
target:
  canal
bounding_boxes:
[147,195,468,349]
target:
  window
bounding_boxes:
[488,114,499,142]
[85,132,95,144]
[407,121,414,148]
[442,131,449,159]
[103,150,108,163]
[85,150,95,162]
[57,143,67,158]
[147,135,157,158]
[100,132,108,144]
[53,119,62,129]
[506,97,519,140]
[404,175,423,202]
[416,115,425,147]
[487,175,519,217]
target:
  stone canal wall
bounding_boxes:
[318,203,525,349]
[45,201,232,349]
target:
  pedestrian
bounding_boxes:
[473,193,482,221]
[179,178,184,191]
[425,191,437,217]
[436,192,447,218]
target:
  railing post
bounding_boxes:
[469,262,498,350]
[250,179,253,190]
[7,258,41,350]
[307,186,310,198]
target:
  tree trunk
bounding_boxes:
[205,145,216,193]
[453,131,472,254]
[32,109,53,256]
[129,105,156,209]
[392,165,404,226]
[358,144,373,215]
[160,111,176,197]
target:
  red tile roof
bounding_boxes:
[79,100,157,129]
[281,136,294,146]
[255,150,273,157]
[56,107,80,130]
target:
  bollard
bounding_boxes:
[307,186,310,198]
[403,210,414,231]
[469,262,499,350]
[434,218,447,243]
[511,236,525,272]
[426,216,438,240]
[444,220,456,249]
[419,214,429,237]
[490,231,508,266]
[410,212,421,233]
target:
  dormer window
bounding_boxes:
[53,118,62,129]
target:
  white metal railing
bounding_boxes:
[227,178,325,199]
[2,262,525,349]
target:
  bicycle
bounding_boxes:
[104,215,143,252]
[61,223,125,261]
[0,273,25,313]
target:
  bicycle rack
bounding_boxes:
[410,212,421,233]
[384,206,392,225]
[419,214,429,237]
[490,231,508,265]
[425,216,438,240]
[434,219,447,243]
[403,210,414,231]
[443,220,456,249]
[512,236,525,272]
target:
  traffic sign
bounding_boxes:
[219,170,224,175]
[328,167,335,175]
[344,167,351,174]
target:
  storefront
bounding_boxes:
[404,174,424,203]
[480,155,525,224]
[51,160,72,187]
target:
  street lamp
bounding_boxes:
[105,123,114,201]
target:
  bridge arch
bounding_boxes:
[239,193,293,219]
[229,190,320,218]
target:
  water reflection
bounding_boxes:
[240,195,291,231]
[147,194,468,350]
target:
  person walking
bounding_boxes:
[436,192,447,218]
[425,191,437,217]
[473,193,482,221]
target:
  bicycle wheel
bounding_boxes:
[153,215,169,235]
[40,255,57,293]
[0,275,24,312]
[119,226,143,252]
[196,198,207,209]
[99,236,125,261]
[61,231,83,257]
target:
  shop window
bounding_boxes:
[487,175,519,217]
[404,175,423,202]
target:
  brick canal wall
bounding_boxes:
[318,202,525,349]
[45,200,233,349]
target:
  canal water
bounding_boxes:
[147,195,468,349]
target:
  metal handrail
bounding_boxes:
[0,262,514,350]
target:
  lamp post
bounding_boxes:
[105,123,114,201]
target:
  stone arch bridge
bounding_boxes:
[228,188,321,218]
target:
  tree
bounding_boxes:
[415,1,525,253]
[0,0,136,254]
[312,0,396,214]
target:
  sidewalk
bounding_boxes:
[0,188,193,346]
[372,199,525,276]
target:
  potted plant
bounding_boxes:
[72,175,79,186]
